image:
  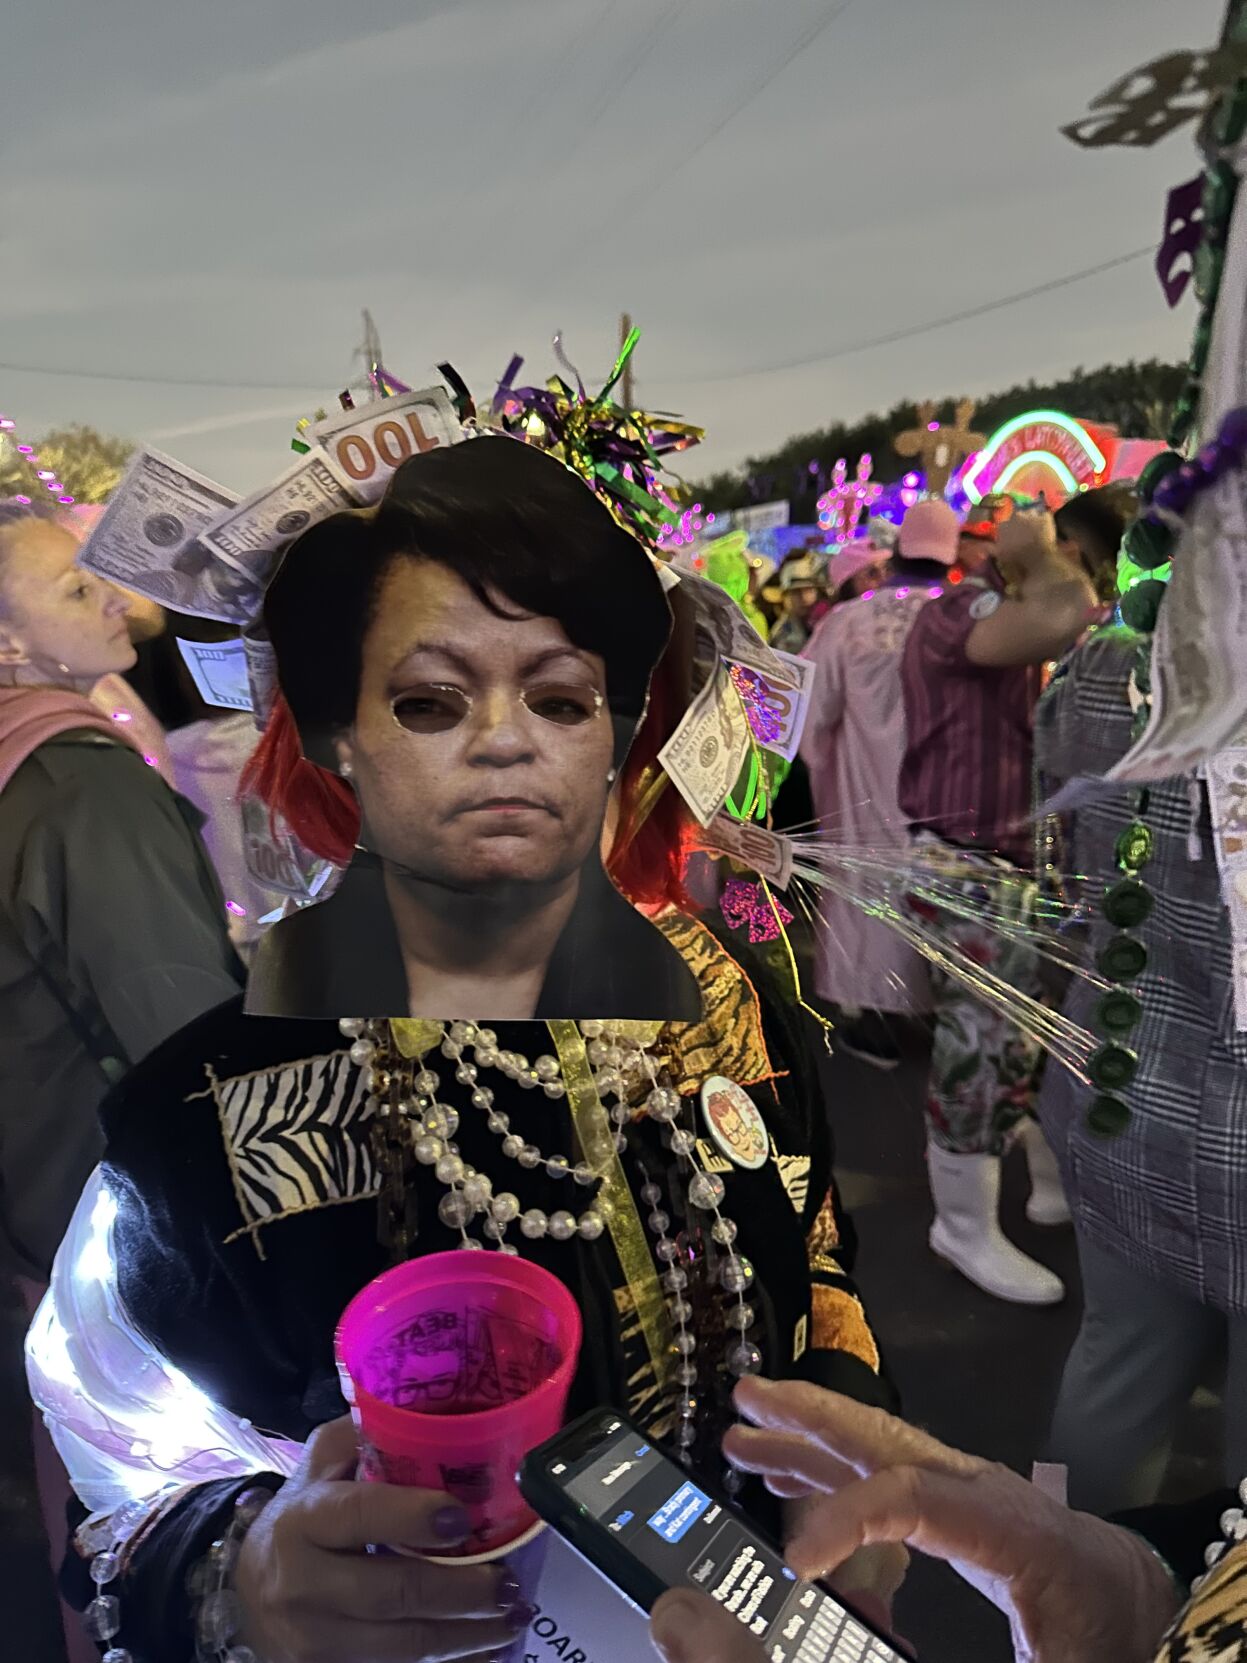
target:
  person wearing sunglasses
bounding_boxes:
[244,439,702,1021]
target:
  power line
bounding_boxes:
[0,358,328,392]
[0,246,1156,399]
[658,0,858,198]
[649,245,1158,387]
[566,0,859,277]
[508,0,621,139]
[573,0,696,150]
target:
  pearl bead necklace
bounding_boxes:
[342,1015,764,1467]
[629,1047,761,1493]
[342,1018,643,1252]
[1192,1480,1247,1591]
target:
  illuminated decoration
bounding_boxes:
[867,471,923,529]
[961,410,1108,505]
[656,502,716,551]
[992,449,1083,497]
[894,399,985,495]
[0,412,77,505]
[816,455,883,541]
[26,1169,301,1516]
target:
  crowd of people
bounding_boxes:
[0,413,1244,1663]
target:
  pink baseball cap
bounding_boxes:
[898,499,960,566]
[827,540,886,592]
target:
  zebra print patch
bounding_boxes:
[212,1052,379,1247]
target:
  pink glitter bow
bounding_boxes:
[721,878,794,944]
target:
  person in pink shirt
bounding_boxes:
[799,503,960,1066]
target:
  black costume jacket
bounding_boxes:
[69,914,896,1660]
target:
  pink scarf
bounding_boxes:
[0,685,143,794]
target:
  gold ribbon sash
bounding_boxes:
[548,1020,673,1387]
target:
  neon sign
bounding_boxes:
[961,410,1108,505]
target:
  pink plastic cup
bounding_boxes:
[335,1251,582,1558]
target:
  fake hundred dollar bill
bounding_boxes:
[240,794,339,902]
[309,386,462,504]
[659,663,751,826]
[176,637,251,712]
[199,451,362,585]
[702,811,794,888]
[79,450,258,625]
[243,627,280,728]
[676,569,794,688]
[726,648,814,763]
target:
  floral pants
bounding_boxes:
[904,848,1044,1155]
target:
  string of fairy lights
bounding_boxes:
[0,412,78,506]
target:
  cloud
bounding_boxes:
[146,404,310,441]
[0,0,1228,494]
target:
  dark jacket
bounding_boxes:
[0,731,243,1277]
[67,917,895,1658]
[246,851,703,1021]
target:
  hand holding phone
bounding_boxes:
[519,1408,904,1662]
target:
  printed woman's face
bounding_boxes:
[337,559,615,893]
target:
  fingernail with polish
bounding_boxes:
[495,1571,522,1609]
[506,1598,538,1632]
[433,1504,471,1542]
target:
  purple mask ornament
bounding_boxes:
[1157,173,1205,308]
[721,878,794,945]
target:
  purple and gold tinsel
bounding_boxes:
[491,327,703,548]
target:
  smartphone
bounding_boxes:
[519,1407,905,1663]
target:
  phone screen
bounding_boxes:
[533,1414,901,1663]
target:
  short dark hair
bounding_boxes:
[1054,486,1133,595]
[264,438,671,767]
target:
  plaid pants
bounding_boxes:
[904,845,1044,1155]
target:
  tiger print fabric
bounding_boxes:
[655,912,781,1093]
[1156,1542,1247,1661]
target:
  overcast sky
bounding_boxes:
[0,0,1223,493]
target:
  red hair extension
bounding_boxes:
[239,693,360,867]
[607,644,700,917]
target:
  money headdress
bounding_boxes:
[75,335,1111,1057]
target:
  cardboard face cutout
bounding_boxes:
[242,440,703,1023]
[75,403,705,1023]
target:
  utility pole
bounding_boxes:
[356,308,385,395]
[619,312,635,409]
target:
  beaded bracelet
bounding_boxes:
[186,1485,278,1663]
[79,1483,276,1663]
[79,1496,165,1659]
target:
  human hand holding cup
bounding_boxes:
[234,1416,535,1662]
[331,1251,584,1659]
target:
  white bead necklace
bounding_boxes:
[342,1015,764,1483]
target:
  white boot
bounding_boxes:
[1018,1118,1072,1227]
[927,1142,1065,1305]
